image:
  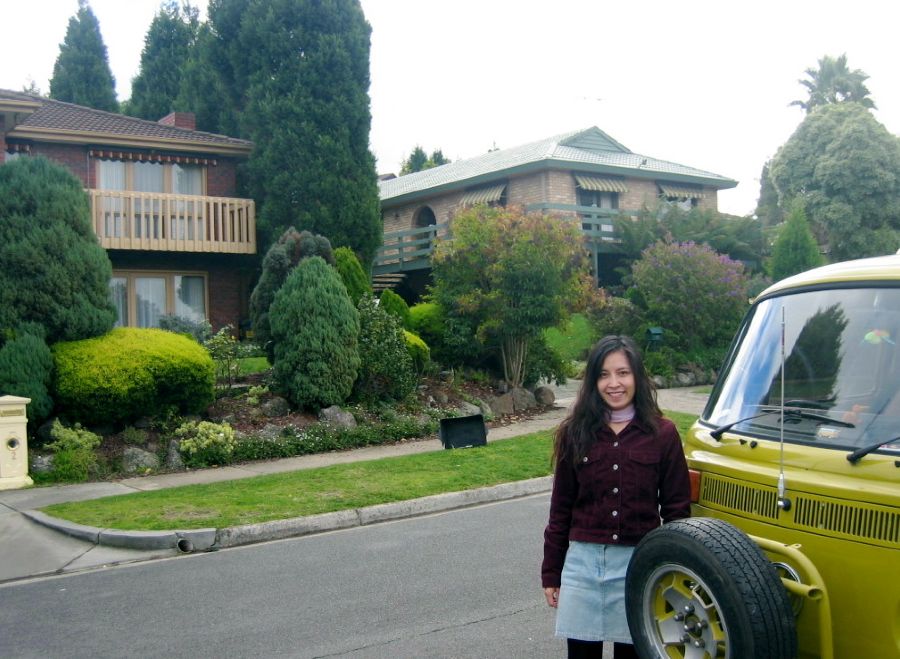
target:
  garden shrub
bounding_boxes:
[175,420,236,468]
[403,330,431,372]
[408,302,444,348]
[269,256,360,410]
[353,296,416,404]
[45,420,102,482]
[52,328,215,426]
[204,325,241,392]
[524,335,572,387]
[249,227,334,361]
[588,295,645,341]
[631,240,749,354]
[158,314,212,344]
[379,289,411,328]
[0,156,115,343]
[334,246,371,305]
[0,329,54,426]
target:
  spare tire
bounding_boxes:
[625,518,796,658]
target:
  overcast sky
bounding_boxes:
[2,0,898,217]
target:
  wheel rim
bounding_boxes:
[640,563,730,659]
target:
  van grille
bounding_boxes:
[700,474,900,548]
[700,475,779,520]
[793,495,900,547]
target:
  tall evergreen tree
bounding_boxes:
[49,0,119,112]
[791,54,876,114]
[768,202,823,282]
[205,0,381,265]
[125,1,199,121]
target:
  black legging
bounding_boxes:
[567,639,640,658]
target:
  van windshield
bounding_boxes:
[704,286,900,454]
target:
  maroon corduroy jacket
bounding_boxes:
[541,416,691,588]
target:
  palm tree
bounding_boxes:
[791,54,876,113]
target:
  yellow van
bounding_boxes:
[626,253,900,658]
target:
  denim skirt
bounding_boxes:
[555,541,634,643]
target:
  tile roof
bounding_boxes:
[379,127,736,203]
[1,89,251,153]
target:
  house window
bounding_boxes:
[4,150,20,163]
[658,183,704,210]
[110,271,208,328]
[578,189,619,210]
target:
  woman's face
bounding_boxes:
[596,349,636,411]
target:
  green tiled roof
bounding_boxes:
[379,127,736,204]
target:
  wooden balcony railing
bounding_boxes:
[373,222,449,275]
[88,190,256,254]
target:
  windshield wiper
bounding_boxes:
[709,407,854,441]
[847,436,900,464]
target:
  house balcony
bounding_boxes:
[372,206,629,276]
[88,189,256,254]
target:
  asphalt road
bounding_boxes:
[0,493,567,659]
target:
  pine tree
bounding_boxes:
[0,157,116,343]
[125,1,199,120]
[769,203,824,282]
[269,257,360,410]
[49,0,119,112]
[205,0,381,264]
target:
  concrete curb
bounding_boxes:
[24,476,554,552]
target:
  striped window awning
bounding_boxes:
[88,149,217,167]
[574,174,628,193]
[658,183,707,199]
[460,183,507,206]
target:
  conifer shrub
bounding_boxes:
[0,327,55,426]
[52,328,215,426]
[334,246,372,305]
[249,227,334,361]
[269,257,360,410]
[0,157,116,343]
[379,288,411,328]
[353,296,416,403]
[403,330,431,373]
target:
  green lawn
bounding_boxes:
[41,410,698,531]
[238,356,270,377]
[544,313,595,361]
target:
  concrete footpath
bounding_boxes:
[0,386,708,584]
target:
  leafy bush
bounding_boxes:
[52,328,215,426]
[159,314,212,343]
[0,329,54,425]
[120,426,149,446]
[379,289,411,328]
[204,325,241,391]
[631,241,749,354]
[524,335,573,387]
[334,246,371,305]
[0,156,115,343]
[587,296,645,341]
[45,420,103,482]
[403,330,431,372]
[269,256,360,410]
[175,420,236,468]
[353,296,416,404]
[249,227,334,361]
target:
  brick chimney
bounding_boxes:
[158,112,196,131]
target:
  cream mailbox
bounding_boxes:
[0,395,33,490]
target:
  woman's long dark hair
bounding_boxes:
[553,335,661,464]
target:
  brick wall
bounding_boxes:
[31,143,91,185]
[207,158,238,197]
[0,116,6,154]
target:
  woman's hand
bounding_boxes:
[544,587,559,608]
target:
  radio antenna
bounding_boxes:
[777,306,791,512]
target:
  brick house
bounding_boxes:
[376,126,737,297]
[0,89,255,332]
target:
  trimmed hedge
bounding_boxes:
[52,328,215,426]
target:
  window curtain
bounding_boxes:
[172,164,203,240]
[175,275,206,322]
[134,162,164,239]
[109,277,128,327]
[99,161,126,237]
[135,277,166,328]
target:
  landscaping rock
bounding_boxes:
[30,453,54,474]
[511,387,537,412]
[122,447,160,474]
[166,440,184,470]
[675,371,696,387]
[434,391,449,405]
[261,396,290,418]
[490,392,515,416]
[533,385,556,406]
[458,401,481,417]
[652,375,668,389]
[476,398,493,419]
[319,405,357,429]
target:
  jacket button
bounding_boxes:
[612,534,619,541]
[613,464,619,470]
[613,441,619,447]
[612,510,618,517]
[583,457,588,463]
[613,487,619,494]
